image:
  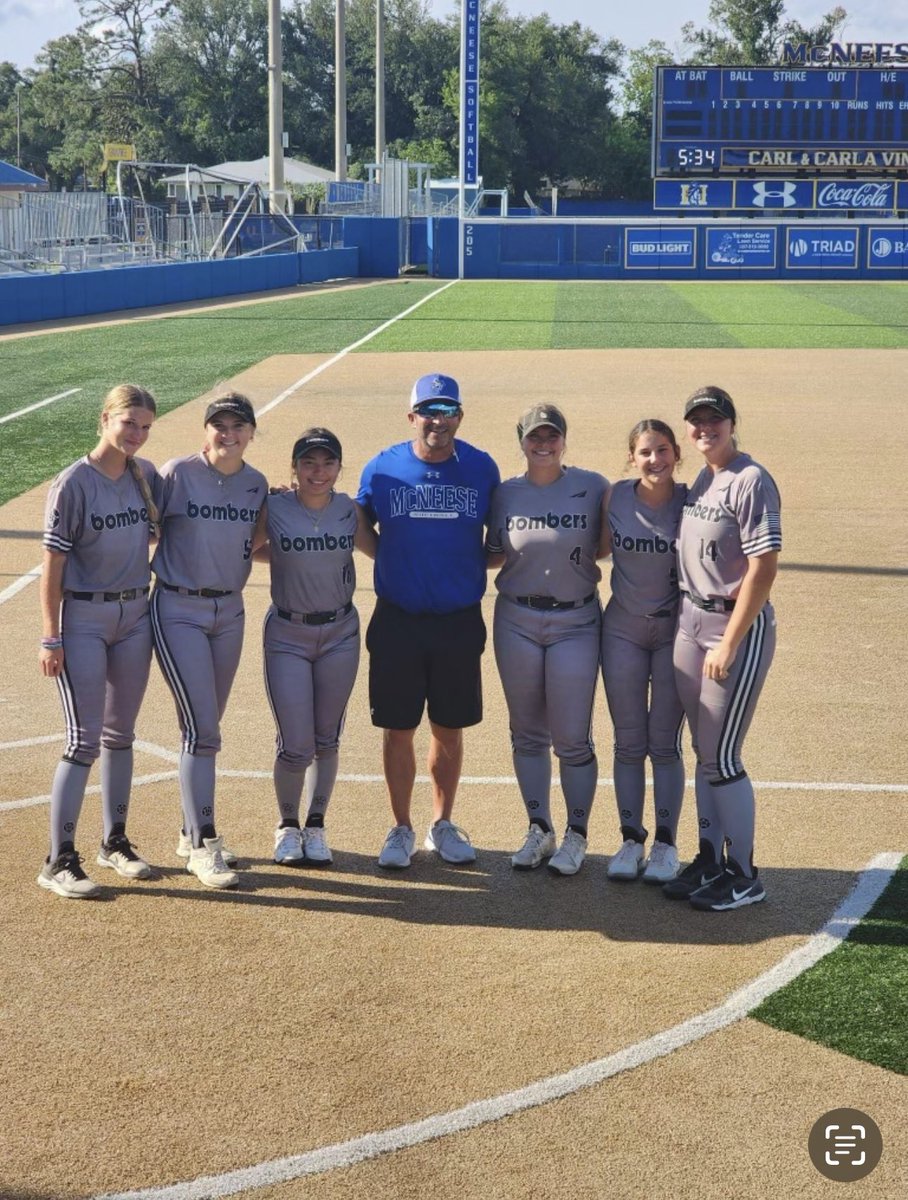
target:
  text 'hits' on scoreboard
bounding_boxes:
[653,66,908,175]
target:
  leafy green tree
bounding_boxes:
[681,0,847,66]
[151,0,269,163]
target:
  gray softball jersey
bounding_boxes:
[487,467,608,602]
[43,457,158,592]
[151,453,267,592]
[266,490,357,614]
[607,479,687,616]
[678,454,782,601]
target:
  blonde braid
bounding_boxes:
[127,457,161,535]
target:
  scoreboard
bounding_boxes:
[653,66,908,175]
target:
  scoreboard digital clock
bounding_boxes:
[653,65,908,175]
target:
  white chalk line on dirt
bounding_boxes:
[0,280,458,606]
[90,850,901,1200]
[0,387,81,425]
[255,278,459,418]
[2,737,907,813]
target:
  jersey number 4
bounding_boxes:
[569,546,582,565]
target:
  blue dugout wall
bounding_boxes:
[0,247,359,328]
[428,216,908,279]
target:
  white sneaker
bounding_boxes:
[37,850,101,899]
[424,819,476,864]
[607,838,646,880]
[302,826,333,865]
[177,829,238,866]
[273,825,305,865]
[378,825,416,869]
[96,833,152,879]
[642,840,680,884]
[511,826,557,870]
[548,829,588,876]
[187,836,239,889]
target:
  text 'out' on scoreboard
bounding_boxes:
[653,66,908,175]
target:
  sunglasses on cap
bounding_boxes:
[415,402,461,418]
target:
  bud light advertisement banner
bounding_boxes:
[705,227,777,269]
[624,229,696,269]
[867,227,908,269]
[785,227,859,268]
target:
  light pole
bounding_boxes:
[335,0,347,181]
[16,84,22,168]
[375,0,385,169]
[267,0,289,214]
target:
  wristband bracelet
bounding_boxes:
[41,637,63,649]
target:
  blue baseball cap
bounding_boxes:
[410,373,462,412]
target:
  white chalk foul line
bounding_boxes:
[1,285,456,603]
[90,851,901,1200]
[0,387,81,425]
[255,279,459,418]
[0,562,42,605]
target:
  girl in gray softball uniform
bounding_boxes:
[601,420,688,886]
[486,404,607,876]
[263,429,376,866]
[667,385,781,911]
[37,384,160,899]
[150,393,268,890]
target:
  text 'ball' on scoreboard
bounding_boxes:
[653,65,908,175]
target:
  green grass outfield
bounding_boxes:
[2,278,907,505]
[2,277,906,1078]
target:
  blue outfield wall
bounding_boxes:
[0,247,359,328]
[428,217,908,280]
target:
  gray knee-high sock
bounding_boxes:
[273,758,306,825]
[652,758,685,845]
[513,751,553,831]
[613,757,646,838]
[305,749,339,824]
[179,752,217,846]
[50,760,91,859]
[711,774,756,875]
[560,756,598,835]
[695,762,725,859]
[101,746,134,841]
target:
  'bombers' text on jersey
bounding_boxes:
[43,456,159,593]
[678,453,782,601]
[152,452,267,593]
[487,467,608,602]
[267,490,358,613]
[607,479,687,616]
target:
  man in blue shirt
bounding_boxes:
[357,373,500,868]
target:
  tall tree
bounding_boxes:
[682,0,847,66]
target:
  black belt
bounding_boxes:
[67,586,149,602]
[646,608,675,618]
[159,582,233,598]
[682,591,736,613]
[514,592,596,612]
[276,600,353,626]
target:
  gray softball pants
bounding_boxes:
[672,597,776,783]
[56,594,152,764]
[600,598,684,765]
[263,605,361,772]
[493,595,600,762]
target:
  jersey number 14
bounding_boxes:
[699,539,719,562]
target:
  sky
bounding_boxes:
[0,0,897,72]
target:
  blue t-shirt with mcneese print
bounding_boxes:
[357,439,500,614]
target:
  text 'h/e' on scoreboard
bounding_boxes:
[653,66,908,176]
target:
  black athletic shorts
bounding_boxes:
[366,598,486,730]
